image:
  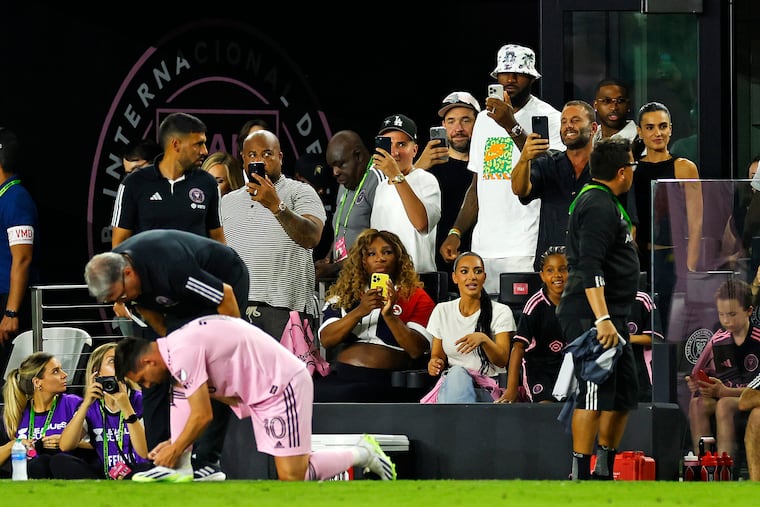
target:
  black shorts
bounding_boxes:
[560,314,639,412]
[524,366,561,403]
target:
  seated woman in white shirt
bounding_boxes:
[423,252,515,403]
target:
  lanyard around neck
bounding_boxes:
[28,394,59,439]
[334,162,372,236]
[568,183,632,231]
[0,178,20,198]
[99,400,125,476]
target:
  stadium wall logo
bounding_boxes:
[87,19,331,255]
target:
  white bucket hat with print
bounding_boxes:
[490,44,542,80]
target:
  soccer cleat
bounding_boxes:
[132,465,193,483]
[357,434,397,480]
[193,463,227,481]
[133,449,193,483]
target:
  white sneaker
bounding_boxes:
[357,434,397,480]
[133,450,193,483]
[132,465,193,483]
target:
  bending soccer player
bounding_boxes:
[114,315,396,482]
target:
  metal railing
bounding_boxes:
[27,284,122,391]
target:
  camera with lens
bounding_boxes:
[95,375,119,394]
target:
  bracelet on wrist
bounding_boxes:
[448,228,462,238]
[594,314,611,326]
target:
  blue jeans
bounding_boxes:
[437,365,493,403]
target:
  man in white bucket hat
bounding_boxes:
[439,44,563,294]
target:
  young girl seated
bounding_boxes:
[498,246,567,403]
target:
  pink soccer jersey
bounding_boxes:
[157,315,307,419]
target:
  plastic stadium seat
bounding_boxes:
[3,327,92,383]
[498,272,542,322]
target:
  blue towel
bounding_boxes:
[556,327,626,433]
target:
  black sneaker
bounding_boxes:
[193,463,226,481]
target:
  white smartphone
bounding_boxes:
[429,126,448,148]
[488,84,504,99]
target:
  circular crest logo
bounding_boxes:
[87,19,331,256]
[684,328,713,365]
[745,354,759,373]
[549,340,564,353]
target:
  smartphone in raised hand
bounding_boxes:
[488,84,504,100]
[429,126,448,148]
[370,273,391,298]
[532,115,549,140]
[375,136,392,154]
[247,162,266,184]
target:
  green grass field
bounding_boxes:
[2,480,755,506]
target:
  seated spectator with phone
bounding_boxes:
[511,100,599,271]
[687,278,760,460]
[314,229,435,402]
[59,343,152,479]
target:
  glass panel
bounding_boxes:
[652,178,753,415]
[564,12,700,164]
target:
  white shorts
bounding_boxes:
[249,367,313,457]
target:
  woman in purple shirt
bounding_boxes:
[60,343,152,479]
[1,351,98,478]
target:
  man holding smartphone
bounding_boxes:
[222,129,326,347]
[439,44,563,294]
[370,114,441,273]
[511,100,598,271]
[414,92,480,273]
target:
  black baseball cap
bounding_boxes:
[378,114,417,142]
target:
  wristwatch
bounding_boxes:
[509,123,524,138]
[124,414,139,424]
[391,173,406,184]
[274,201,287,215]
[4,309,18,318]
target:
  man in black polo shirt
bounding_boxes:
[556,137,639,480]
[86,230,248,336]
[86,229,248,481]
[110,112,224,246]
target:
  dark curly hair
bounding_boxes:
[326,229,421,309]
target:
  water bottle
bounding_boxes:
[11,438,28,480]
[700,451,718,481]
[683,451,700,481]
[719,451,733,481]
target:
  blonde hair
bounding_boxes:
[85,342,140,393]
[201,151,244,192]
[2,352,54,439]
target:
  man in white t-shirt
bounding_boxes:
[439,44,564,293]
[370,114,441,272]
[116,315,397,482]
